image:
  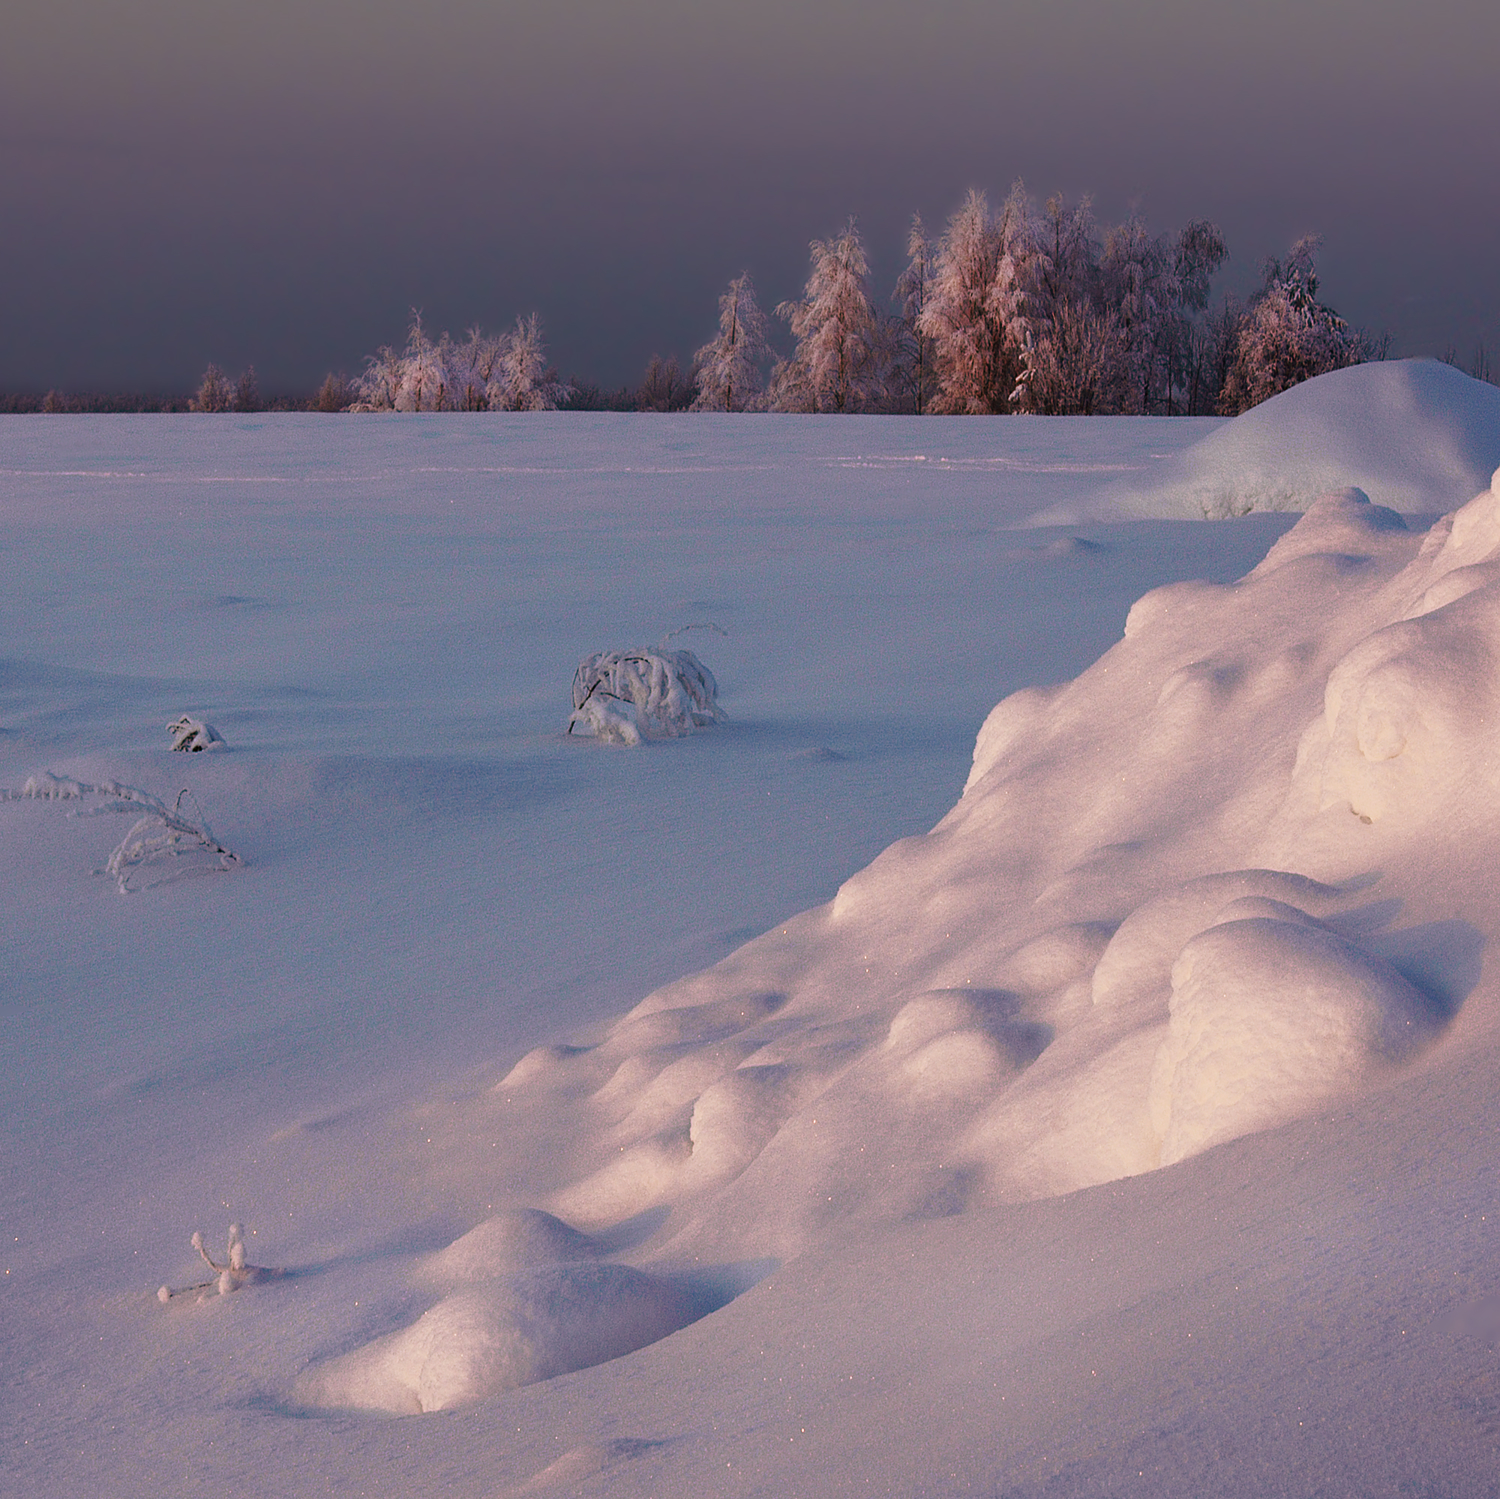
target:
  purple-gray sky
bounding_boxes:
[3,0,1497,394]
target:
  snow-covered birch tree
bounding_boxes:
[394,314,448,412]
[1011,193,1124,415]
[488,314,570,411]
[771,220,883,413]
[692,273,769,412]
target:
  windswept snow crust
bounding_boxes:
[1046,358,1500,522]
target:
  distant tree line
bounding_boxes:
[689,188,1393,416]
[314,184,1392,418]
[22,182,1500,418]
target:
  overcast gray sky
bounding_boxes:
[3,0,1497,393]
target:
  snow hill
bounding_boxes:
[1043,357,1500,522]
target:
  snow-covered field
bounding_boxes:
[4,360,1500,1496]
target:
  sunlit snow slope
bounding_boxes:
[1045,358,1500,522]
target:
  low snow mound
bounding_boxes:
[1046,360,1500,523]
[567,646,725,745]
[475,477,1495,1266]
[417,1209,600,1286]
[293,1262,694,1414]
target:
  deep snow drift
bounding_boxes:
[1046,357,1500,522]
[5,378,1500,1497]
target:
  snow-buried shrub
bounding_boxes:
[294,1262,694,1414]
[166,715,226,752]
[567,646,725,745]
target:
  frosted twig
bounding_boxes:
[4,772,242,893]
[157,1223,282,1303]
[166,715,227,752]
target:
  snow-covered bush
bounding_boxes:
[166,715,226,752]
[567,644,725,746]
[1218,237,1368,414]
[351,312,569,412]
[5,773,241,893]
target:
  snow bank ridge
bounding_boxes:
[1051,360,1500,522]
[303,473,1498,1414]
[460,478,1492,1278]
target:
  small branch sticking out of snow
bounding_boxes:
[167,715,226,752]
[657,621,728,646]
[567,645,727,746]
[157,1223,282,1303]
[4,773,241,893]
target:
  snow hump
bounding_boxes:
[1049,359,1500,523]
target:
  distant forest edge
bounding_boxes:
[7,184,1498,417]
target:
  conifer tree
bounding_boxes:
[893,214,938,415]
[190,364,235,413]
[1219,237,1365,414]
[692,274,769,412]
[772,220,883,413]
[920,190,1026,413]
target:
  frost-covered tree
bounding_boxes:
[920,189,1029,414]
[190,364,236,413]
[311,373,354,412]
[1100,216,1173,414]
[1219,237,1367,414]
[1159,221,1231,414]
[692,273,769,412]
[234,366,261,413]
[351,312,565,413]
[772,220,883,414]
[1021,300,1122,416]
[1012,194,1126,415]
[445,327,505,411]
[353,339,404,411]
[487,313,570,411]
[636,354,697,412]
[394,314,448,412]
[892,214,939,415]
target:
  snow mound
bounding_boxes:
[1149,914,1435,1165]
[293,1262,694,1414]
[417,1209,600,1286]
[472,481,1494,1266]
[1047,360,1500,522]
[567,646,725,744]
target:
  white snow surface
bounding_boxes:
[1044,357,1500,522]
[4,391,1500,1497]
